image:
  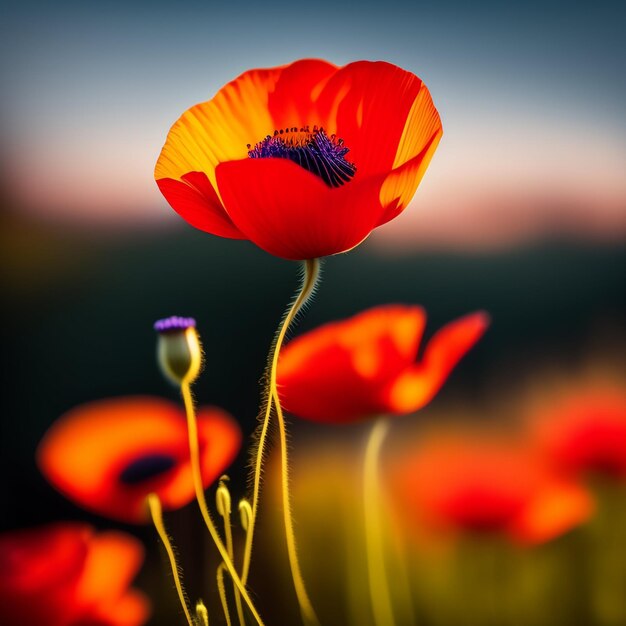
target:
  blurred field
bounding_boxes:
[1,207,624,624]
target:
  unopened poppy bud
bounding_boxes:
[195,601,209,626]
[216,476,231,518]
[239,498,252,532]
[154,316,202,385]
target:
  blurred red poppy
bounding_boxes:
[393,437,593,545]
[532,385,626,480]
[155,59,442,260]
[0,523,149,626]
[277,305,489,422]
[37,396,241,523]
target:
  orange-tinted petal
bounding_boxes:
[75,532,143,607]
[155,60,337,191]
[155,68,277,189]
[0,524,90,626]
[37,397,241,523]
[510,480,594,545]
[278,305,426,421]
[155,59,339,241]
[385,312,489,414]
[156,173,244,238]
[391,81,443,170]
[72,589,150,626]
[378,130,442,225]
[216,158,387,260]
[314,61,427,178]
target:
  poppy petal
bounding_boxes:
[74,590,151,626]
[510,481,594,545]
[378,130,443,226]
[216,158,387,260]
[394,438,592,544]
[533,388,626,479]
[385,312,489,414]
[157,173,244,238]
[37,397,241,523]
[278,305,426,421]
[155,67,280,192]
[267,58,338,128]
[314,61,426,178]
[0,524,91,626]
[75,532,143,607]
[391,82,443,170]
[398,441,530,531]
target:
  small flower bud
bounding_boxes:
[154,316,202,386]
[239,498,252,532]
[216,476,231,518]
[195,600,209,626]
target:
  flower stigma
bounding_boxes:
[154,316,196,333]
[248,126,357,188]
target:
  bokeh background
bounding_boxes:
[1,1,625,625]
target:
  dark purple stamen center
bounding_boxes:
[154,316,196,333]
[248,126,357,188]
[119,454,177,485]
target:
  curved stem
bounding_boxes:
[196,601,210,626]
[217,563,233,626]
[217,480,246,626]
[271,386,320,625]
[181,382,265,626]
[147,493,194,626]
[241,258,321,626]
[363,419,395,626]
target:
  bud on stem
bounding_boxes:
[154,316,202,385]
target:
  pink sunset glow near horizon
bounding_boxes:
[6,107,625,250]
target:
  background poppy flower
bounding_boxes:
[277,305,489,422]
[393,437,593,545]
[0,523,149,626]
[37,396,241,523]
[532,385,626,480]
[155,59,442,260]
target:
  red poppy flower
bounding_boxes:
[37,396,241,523]
[155,59,442,260]
[277,305,489,422]
[393,437,593,544]
[532,385,626,479]
[0,523,149,626]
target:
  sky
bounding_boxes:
[1,0,625,249]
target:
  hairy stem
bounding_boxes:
[217,479,246,626]
[181,382,264,626]
[242,258,321,626]
[217,563,233,626]
[196,601,210,626]
[147,493,194,626]
[271,385,320,625]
